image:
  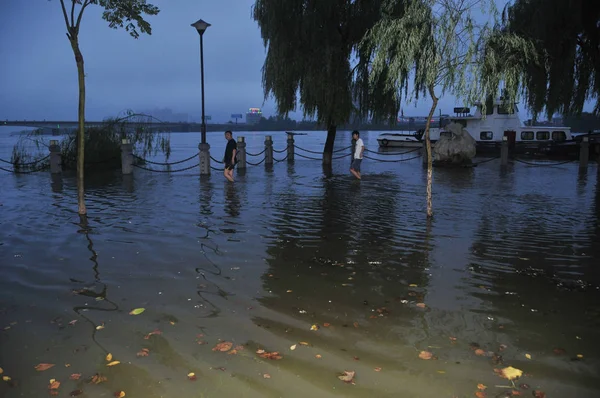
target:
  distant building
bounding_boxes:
[246,108,262,125]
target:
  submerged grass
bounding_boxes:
[10,113,171,172]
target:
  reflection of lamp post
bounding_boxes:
[191,19,211,174]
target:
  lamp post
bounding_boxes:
[191,19,210,144]
[191,19,211,175]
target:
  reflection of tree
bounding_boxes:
[71,215,119,354]
[258,176,432,328]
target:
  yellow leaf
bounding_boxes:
[117,391,126,398]
[500,366,523,380]
[106,353,113,362]
[525,353,532,360]
[298,342,309,346]
[96,324,105,330]
[3,376,11,381]
[290,344,297,351]
[310,324,319,331]
[436,370,446,374]
[315,354,322,359]
[286,290,292,293]
[169,321,176,325]
[187,372,195,378]
[106,361,121,367]
[409,283,418,287]
[0,367,3,374]
[577,354,583,358]
[129,308,145,315]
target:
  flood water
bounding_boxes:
[1,129,599,398]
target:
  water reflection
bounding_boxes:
[224,183,241,217]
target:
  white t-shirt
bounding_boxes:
[354,138,364,159]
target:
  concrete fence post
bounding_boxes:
[287,133,295,162]
[121,139,133,175]
[237,136,247,170]
[500,136,509,167]
[265,135,274,166]
[579,136,589,169]
[199,143,211,175]
[49,139,62,174]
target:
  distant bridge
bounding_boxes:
[1,120,204,131]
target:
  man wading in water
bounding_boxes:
[350,130,364,180]
[223,130,237,182]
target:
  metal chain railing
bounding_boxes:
[246,157,267,166]
[364,147,421,155]
[246,148,267,157]
[274,154,289,162]
[471,156,500,165]
[132,162,200,173]
[273,146,289,153]
[512,158,576,167]
[0,154,50,166]
[332,153,352,160]
[134,152,198,166]
[294,152,323,161]
[210,156,224,164]
[363,153,422,162]
[0,163,50,174]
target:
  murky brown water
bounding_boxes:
[1,130,599,397]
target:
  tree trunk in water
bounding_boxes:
[323,124,337,165]
[424,85,438,219]
[70,38,87,215]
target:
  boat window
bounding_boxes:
[480,131,493,140]
[552,131,566,141]
[536,131,550,140]
[521,131,534,140]
[486,106,494,115]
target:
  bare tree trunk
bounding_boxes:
[424,85,438,219]
[70,38,87,215]
[323,124,337,165]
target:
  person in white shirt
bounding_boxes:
[350,130,364,180]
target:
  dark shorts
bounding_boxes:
[351,158,362,172]
[224,163,235,171]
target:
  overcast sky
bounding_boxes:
[0,0,583,124]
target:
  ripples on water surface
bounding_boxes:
[1,130,599,397]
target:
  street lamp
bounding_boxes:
[191,19,211,144]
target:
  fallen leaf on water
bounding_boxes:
[3,376,11,381]
[169,321,176,325]
[257,350,283,360]
[68,320,77,326]
[353,322,359,328]
[228,345,244,355]
[69,390,84,396]
[475,392,486,398]
[576,354,583,358]
[106,353,113,362]
[338,370,356,383]
[323,323,331,327]
[212,341,233,352]
[416,303,426,308]
[48,379,61,390]
[144,329,162,339]
[114,391,126,398]
[419,351,433,360]
[436,370,445,374]
[315,354,322,359]
[65,364,71,368]
[137,348,150,357]
[106,361,120,367]
[477,383,487,390]
[129,308,145,315]
[511,391,522,396]
[290,344,297,351]
[96,323,105,330]
[374,367,382,372]
[310,324,319,331]
[35,363,55,371]
[286,290,292,293]
[532,390,546,398]
[498,344,508,351]
[263,373,271,379]
[474,349,486,356]
[89,374,108,384]
[495,366,523,380]
[298,341,309,346]
[0,367,3,374]
[449,336,457,342]
[187,372,197,381]
[409,283,418,287]
[525,353,532,360]
[70,374,81,380]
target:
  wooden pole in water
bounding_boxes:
[579,136,589,169]
[500,136,509,168]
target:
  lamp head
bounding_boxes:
[191,19,211,35]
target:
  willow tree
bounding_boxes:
[484,0,600,118]
[252,0,403,165]
[57,0,159,215]
[364,0,532,217]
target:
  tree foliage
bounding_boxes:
[485,0,600,118]
[252,0,405,160]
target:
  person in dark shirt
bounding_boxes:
[223,130,237,182]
